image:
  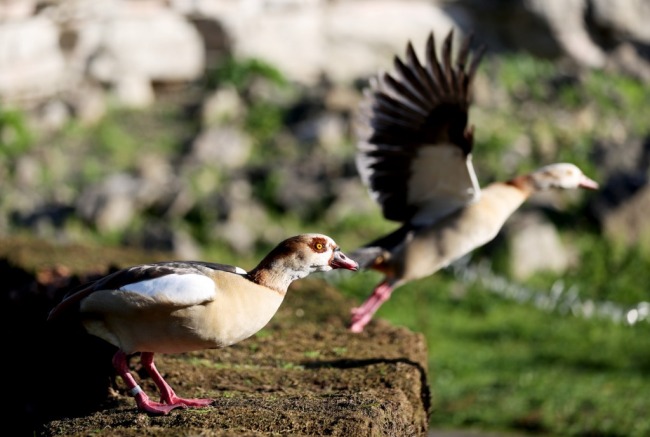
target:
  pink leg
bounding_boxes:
[112,351,182,415]
[349,281,394,333]
[140,352,213,408]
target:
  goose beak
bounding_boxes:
[330,250,359,271]
[579,175,599,190]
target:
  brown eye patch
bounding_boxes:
[311,237,328,253]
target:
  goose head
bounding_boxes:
[530,163,599,191]
[249,234,359,290]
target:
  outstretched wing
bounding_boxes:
[356,29,485,225]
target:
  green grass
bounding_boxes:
[526,233,650,305]
[0,107,33,159]
[330,264,650,436]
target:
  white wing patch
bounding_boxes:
[355,148,379,199]
[408,145,482,226]
[120,273,216,306]
[234,266,247,275]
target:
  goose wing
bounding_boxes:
[47,261,247,320]
[356,30,485,225]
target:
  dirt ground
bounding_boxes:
[2,236,430,436]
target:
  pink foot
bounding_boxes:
[349,318,370,333]
[350,306,365,316]
[350,306,372,331]
[166,395,214,408]
[349,306,374,332]
[349,281,394,333]
[134,391,187,415]
[112,351,213,415]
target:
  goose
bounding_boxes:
[348,30,599,333]
[48,233,358,415]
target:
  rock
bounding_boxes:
[324,0,458,82]
[201,85,245,126]
[274,162,325,216]
[35,100,72,131]
[293,112,345,148]
[189,125,253,169]
[112,73,156,109]
[0,16,67,103]
[325,179,379,222]
[118,2,205,82]
[75,173,141,232]
[598,179,650,250]
[124,223,202,259]
[75,154,187,233]
[84,1,205,102]
[588,136,650,249]
[2,0,648,111]
[68,83,108,125]
[526,0,606,67]
[446,0,650,75]
[217,214,276,255]
[590,0,650,44]
[0,0,36,20]
[592,137,649,177]
[195,0,456,84]
[605,43,650,82]
[506,211,573,280]
[214,178,278,254]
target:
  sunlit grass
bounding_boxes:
[329,265,650,436]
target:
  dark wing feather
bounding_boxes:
[356,29,486,224]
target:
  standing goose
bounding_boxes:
[48,233,358,415]
[349,30,599,333]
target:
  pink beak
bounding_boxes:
[579,175,599,190]
[330,250,359,271]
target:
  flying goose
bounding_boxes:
[349,30,599,333]
[48,233,358,414]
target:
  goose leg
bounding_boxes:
[349,281,394,332]
[140,352,214,408]
[112,351,182,415]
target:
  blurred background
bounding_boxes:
[1,0,649,435]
